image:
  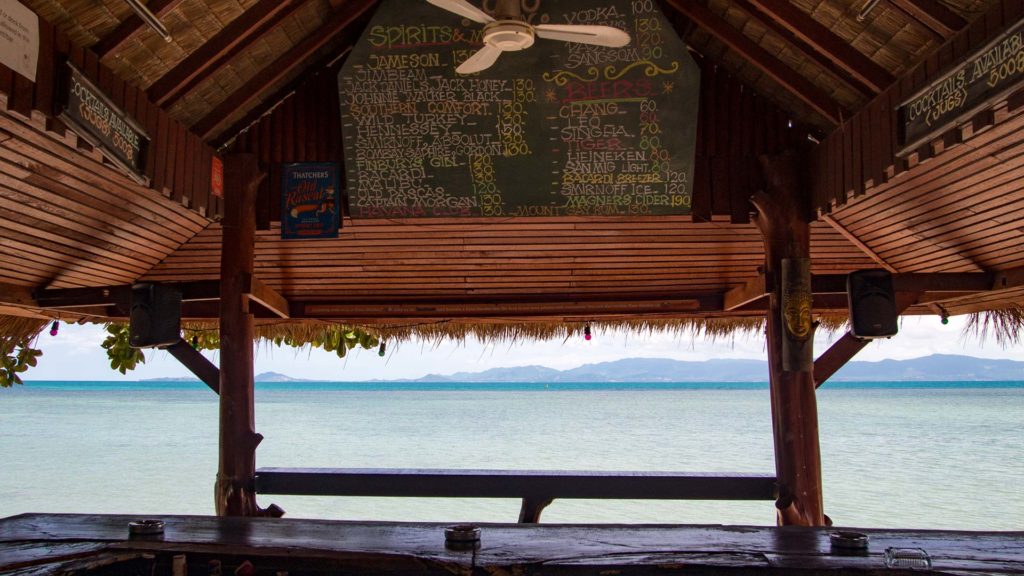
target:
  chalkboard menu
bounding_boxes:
[338,0,699,218]
[58,62,149,183]
[900,19,1024,153]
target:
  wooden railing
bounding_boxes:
[254,468,778,523]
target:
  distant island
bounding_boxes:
[392,354,1024,383]
[144,371,310,383]
[139,355,1024,383]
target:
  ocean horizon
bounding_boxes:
[18,379,1024,391]
[3,381,1022,530]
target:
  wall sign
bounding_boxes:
[900,19,1024,154]
[210,156,224,198]
[338,0,700,218]
[281,163,340,239]
[58,62,150,183]
[0,0,38,82]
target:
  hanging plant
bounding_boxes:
[101,323,146,375]
[0,337,42,387]
[270,326,380,359]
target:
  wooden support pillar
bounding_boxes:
[752,153,825,527]
[518,496,554,524]
[216,153,265,517]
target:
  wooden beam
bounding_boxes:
[147,0,304,108]
[821,214,899,273]
[724,273,768,310]
[302,297,708,320]
[665,0,845,125]
[192,0,378,141]
[243,274,290,319]
[888,0,967,40]
[742,0,895,94]
[165,338,220,394]
[34,282,219,309]
[810,272,993,294]
[0,283,36,307]
[92,0,185,60]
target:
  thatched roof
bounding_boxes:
[1,0,1023,342]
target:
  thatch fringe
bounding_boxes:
[0,315,49,345]
[962,307,1024,347]
[179,314,850,347]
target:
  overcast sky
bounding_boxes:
[20,314,1024,381]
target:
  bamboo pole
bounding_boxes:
[752,153,826,527]
[216,153,263,517]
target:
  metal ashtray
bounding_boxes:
[444,525,481,550]
[128,519,165,538]
[829,531,869,551]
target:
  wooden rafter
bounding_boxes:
[92,0,186,60]
[813,291,921,387]
[191,0,379,142]
[212,49,351,148]
[731,0,878,97]
[888,0,967,40]
[724,273,768,310]
[821,214,899,273]
[664,0,845,126]
[146,0,305,108]
[742,0,895,94]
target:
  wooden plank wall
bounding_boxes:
[229,60,803,229]
[0,18,221,220]
[812,0,1024,213]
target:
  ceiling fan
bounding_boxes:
[426,0,632,74]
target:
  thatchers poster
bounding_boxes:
[281,163,340,239]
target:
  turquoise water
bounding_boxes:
[1,382,1022,530]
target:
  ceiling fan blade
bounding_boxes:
[534,24,631,47]
[426,0,494,24]
[456,44,502,74]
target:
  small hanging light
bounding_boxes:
[49,320,59,336]
[191,335,199,349]
[378,341,386,357]
[584,325,592,341]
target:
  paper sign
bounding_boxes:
[0,0,39,82]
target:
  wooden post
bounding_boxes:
[216,153,264,517]
[752,153,826,527]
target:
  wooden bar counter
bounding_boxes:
[1,514,1021,574]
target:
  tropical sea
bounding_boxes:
[2,381,1022,531]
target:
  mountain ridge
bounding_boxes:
[399,354,1024,383]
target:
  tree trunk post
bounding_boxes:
[752,153,826,527]
[216,153,264,517]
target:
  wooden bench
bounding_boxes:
[254,468,778,523]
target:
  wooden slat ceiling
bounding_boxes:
[0,105,209,291]
[141,217,877,303]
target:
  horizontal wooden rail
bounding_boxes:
[254,468,778,523]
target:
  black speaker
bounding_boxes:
[847,269,898,339]
[129,284,182,349]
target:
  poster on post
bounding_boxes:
[281,163,340,239]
